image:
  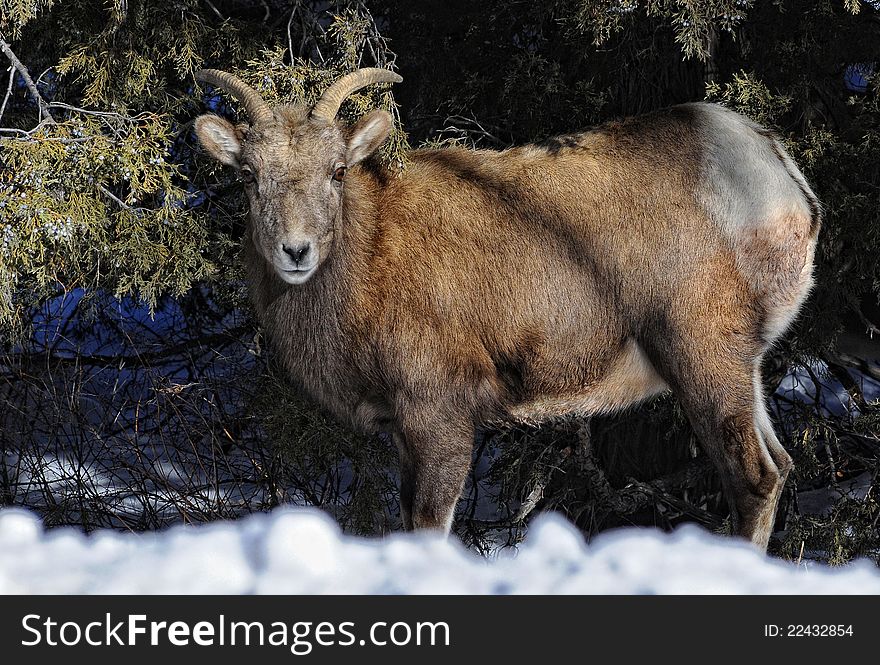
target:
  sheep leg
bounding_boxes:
[645,338,788,550]
[393,417,474,534]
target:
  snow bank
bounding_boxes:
[1,507,878,594]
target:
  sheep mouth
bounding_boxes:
[278,265,317,285]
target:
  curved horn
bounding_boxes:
[310,68,402,124]
[195,69,273,126]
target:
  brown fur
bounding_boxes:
[195,98,820,548]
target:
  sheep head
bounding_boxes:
[194,68,401,284]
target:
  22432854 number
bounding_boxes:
[764,625,854,637]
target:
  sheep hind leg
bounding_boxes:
[752,365,793,534]
[706,406,785,549]
[647,340,788,550]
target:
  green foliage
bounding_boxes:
[0,112,223,332]
[219,46,408,170]
[564,0,755,60]
[705,70,792,125]
[781,497,880,565]
[0,0,56,38]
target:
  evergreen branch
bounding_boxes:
[0,34,56,123]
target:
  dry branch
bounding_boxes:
[0,34,55,123]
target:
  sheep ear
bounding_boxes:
[194,115,243,168]
[346,110,393,166]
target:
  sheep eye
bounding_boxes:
[240,167,255,184]
[332,165,347,182]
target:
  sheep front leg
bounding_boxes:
[393,417,474,534]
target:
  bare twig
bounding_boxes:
[35,66,52,85]
[438,114,512,148]
[202,0,224,21]
[0,119,52,137]
[0,34,56,123]
[97,184,133,211]
[286,4,299,64]
[47,100,147,120]
[513,444,570,523]
[0,65,14,122]
[562,420,722,528]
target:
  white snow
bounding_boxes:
[1,507,879,594]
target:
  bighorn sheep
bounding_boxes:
[194,67,820,550]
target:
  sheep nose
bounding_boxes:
[282,242,311,265]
